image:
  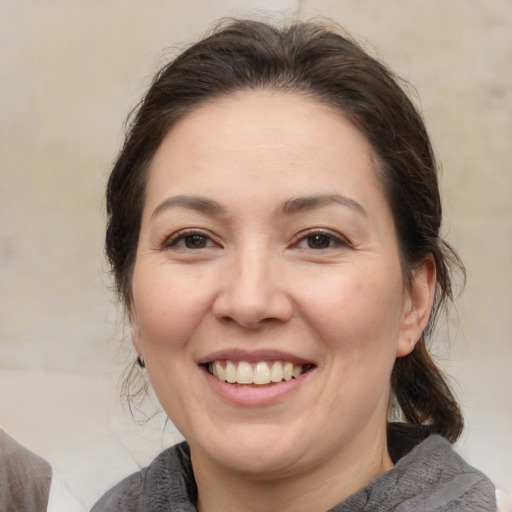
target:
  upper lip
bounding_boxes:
[197,349,316,366]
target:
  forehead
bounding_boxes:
[145,90,382,200]
[172,90,372,154]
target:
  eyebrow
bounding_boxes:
[151,193,366,219]
[151,195,225,218]
[279,194,367,217]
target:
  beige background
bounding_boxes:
[1,0,511,508]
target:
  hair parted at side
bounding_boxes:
[106,18,465,442]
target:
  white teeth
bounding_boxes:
[253,362,271,385]
[270,361,283,383]
[209,360,306,385]
[214,361,225,381]
[283,362,293,381]
[237,361,253,384]
[225,360,237,383]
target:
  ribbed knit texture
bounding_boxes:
[0,429,52,512]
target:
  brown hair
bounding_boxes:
[106,19,464,441]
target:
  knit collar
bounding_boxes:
[149,424,495,512]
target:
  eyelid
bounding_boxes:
[292,228,351,248]
[161,228,220,249]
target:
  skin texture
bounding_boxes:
[129,90,435,512]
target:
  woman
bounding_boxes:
[92,19,496,511]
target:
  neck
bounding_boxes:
[192,426,393,512]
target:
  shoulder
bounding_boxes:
[0,429,52,512]
[395,434,497,511]
[89,463,145,512]
[90,442,197,512]
[333,425,497,512]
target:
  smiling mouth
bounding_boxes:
[206,360,315,386]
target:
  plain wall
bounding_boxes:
[1,0,511,508]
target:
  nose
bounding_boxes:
[212,246,293,329]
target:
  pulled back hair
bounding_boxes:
[106,19,464,442]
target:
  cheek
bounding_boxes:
[130,265,214,430]
[295,263,405,356]
[131,265,212,352]
[299,270,403,334]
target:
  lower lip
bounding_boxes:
[201,366,312,407]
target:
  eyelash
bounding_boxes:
[162,229,218,250]
[161,228,349,251]
[293,229,350,250]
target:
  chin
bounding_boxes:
[192,423,309,479]
[214,449,304,480]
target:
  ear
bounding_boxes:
[129,308,143,356]
[396,256,436,357]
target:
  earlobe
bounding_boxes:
[396,256,436,357]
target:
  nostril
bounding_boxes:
[213,288,293,328]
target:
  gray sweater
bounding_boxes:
[0,429,52,512]
[91,424,496,511]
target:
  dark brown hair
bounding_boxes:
[106,19,464,441]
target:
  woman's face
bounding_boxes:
[129,91,433,479]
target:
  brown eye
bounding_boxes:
[164,230,217,250]
[184,234,208,248]
[306,234,334,249]
[295,230,348,251]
